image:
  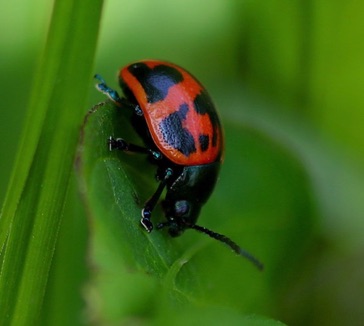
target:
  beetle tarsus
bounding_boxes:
[108,136,128,151]
[141,209,153,232]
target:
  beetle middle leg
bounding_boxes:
[108,136,162,161]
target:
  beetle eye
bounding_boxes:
[174,200,189,217]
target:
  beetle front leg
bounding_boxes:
[94,74,142,116]
[141,168,173,232]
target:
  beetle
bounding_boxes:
[95,60,263,270]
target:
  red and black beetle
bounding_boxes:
[95,60,263,269]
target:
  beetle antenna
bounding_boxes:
[189,224,264,270]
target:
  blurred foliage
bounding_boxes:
[1,0,364,325]
[0,0,102,324]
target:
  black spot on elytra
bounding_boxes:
[193,90,220,147]
[128,63,183,103]
[159,103,196,156]
[177,103,189,120]
[199,134,209,152]
[194,91,212,115]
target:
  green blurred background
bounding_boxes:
[1,0,364,325]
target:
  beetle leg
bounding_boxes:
[141,168,173,232]
[94,74,122,103]
[108,136,162,160]
[94,74,142,115]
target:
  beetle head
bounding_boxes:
[159,199,201,237]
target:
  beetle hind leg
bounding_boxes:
[140,168,173,232]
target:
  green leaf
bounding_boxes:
[77,101,203,321]
[78,101,181,271]
[154,304,287,326]
[77,94,308,324]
